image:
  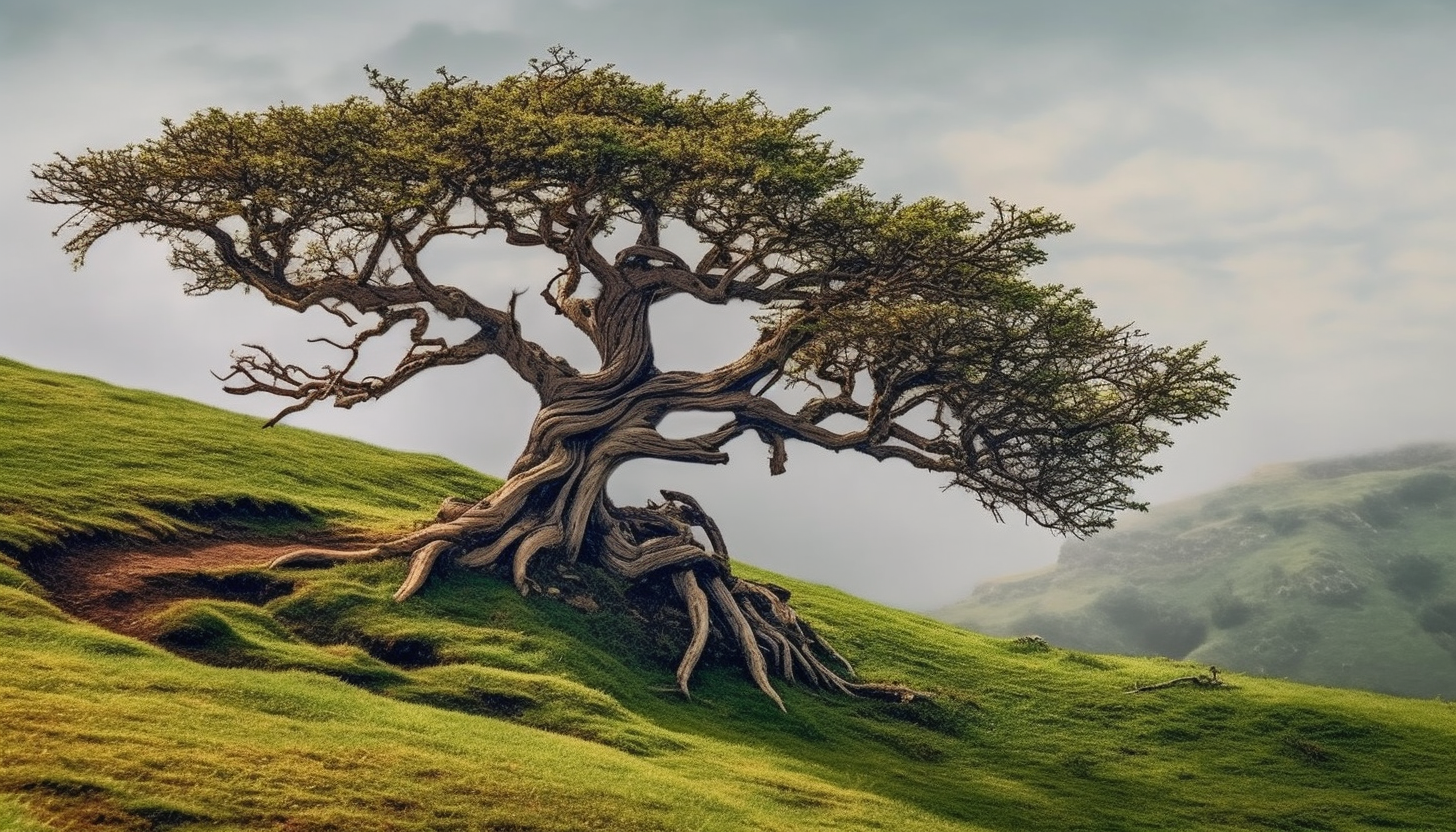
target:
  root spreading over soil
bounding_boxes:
[18,524,924,708]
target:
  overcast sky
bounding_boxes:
[4,0,1454,610]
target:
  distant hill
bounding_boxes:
[5,357,1456,830]
[935,443,1456,698]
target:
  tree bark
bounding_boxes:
[271,369,923,707]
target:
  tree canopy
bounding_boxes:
[32,49,1235,705]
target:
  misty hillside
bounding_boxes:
[936,443,1456,698]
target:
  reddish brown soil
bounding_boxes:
[24,537,322,638]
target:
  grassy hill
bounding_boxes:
[3,356,1456,831]
[0,357,503,554]
[936,443,1456,699]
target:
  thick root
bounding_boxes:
[511,525,564,594]
[704,572,785,711]
[268,546,384,568]
[269,491,927,709]
[394,540,455,602]
[669,570,712,697]
[626,492,927,707]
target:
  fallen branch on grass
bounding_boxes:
[1127,666,1228,693]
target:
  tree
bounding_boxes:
[31,49,1235,708]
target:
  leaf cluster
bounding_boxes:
[388,49,860,241]
[32,47,857,292]
[772,194,1232,534]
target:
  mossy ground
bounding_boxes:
[3,358,1455,830]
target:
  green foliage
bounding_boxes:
[785,271,1233,534]
[403,54,861,229]
[33,49,859,284]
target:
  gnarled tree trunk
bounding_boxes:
[273,420,896,708]
[34,52,1231,710]
[271,285,918,708]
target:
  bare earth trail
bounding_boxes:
[23,530,929,704]
[23,536,336,639]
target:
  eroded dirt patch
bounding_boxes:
[22,538,318,637]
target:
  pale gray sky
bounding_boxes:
[4,0,1455,609]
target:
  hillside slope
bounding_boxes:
[0,356,501,553]
[4,358,1455,831]
[936,443,1456,698]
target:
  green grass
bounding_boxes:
[936,443,1456,699]
[0,355,500,553]
[3,358,1456,831]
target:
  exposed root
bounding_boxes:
[704,573,785,711]
[394,540,454,602]
[269,490,927,709]
[511,525,564,594]
[268,546,384,568]
[670,570,712,697]
[457,522,526,568]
